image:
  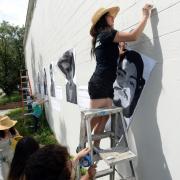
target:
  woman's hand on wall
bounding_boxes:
[142,4,153,19]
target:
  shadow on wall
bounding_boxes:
[129,9,172,180]
[45,98,68,147]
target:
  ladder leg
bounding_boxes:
[119,111,136,179]
[85,115,94,163]
[79,112,86,148]
[110,113,118,180]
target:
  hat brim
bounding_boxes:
[0,120,17,130]
[90,6,120,36]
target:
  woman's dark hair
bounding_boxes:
[0,127,17,138]
[91,12,111,57]
[118,50,145,118]
[8,136,39,180]
[24,144,71,180]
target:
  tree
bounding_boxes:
[0,21,25,95]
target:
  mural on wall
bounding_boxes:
[43,68,48,96]
[77,50,156,128]
[57,49,77,104]
[113,50,155,127]
[49,63,56,97]
[37,72,41,94]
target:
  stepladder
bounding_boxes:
[20,69,32,114]
[77,107,137,180]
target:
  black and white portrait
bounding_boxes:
[43,68,48,96]
[113,50,155,127]
[37,72,41,94]
[49,63,56,97]
[57,49,77,104]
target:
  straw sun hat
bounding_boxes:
[0,116,17,130]
[90,6,120,36]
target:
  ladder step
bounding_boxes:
[95,168,114,178]
[21,76,28,78]
[99,150,136,166]
[82,107,122,117]
[22,88,30,90]
[24,113,33,116]
[86,131,114,141]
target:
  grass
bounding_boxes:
[0,91,21,105]
[6,108,58,145]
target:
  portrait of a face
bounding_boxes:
[43,68,48,96]
[37,72,41,94]
[113,50,145,119]
[57,49,77,104]
[50,64,55,97]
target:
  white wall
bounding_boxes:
[25,0,180,179]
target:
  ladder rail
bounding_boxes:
[78,107,137,180]
[20,69,32,114]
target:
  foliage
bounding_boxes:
[0,91,21,105]
[0,21,25,95]
[6,108,58,145]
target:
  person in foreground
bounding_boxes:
[24,144,96,180]
[8,136,39,180]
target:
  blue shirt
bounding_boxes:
[32,102,42,118]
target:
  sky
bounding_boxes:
[0,0,29,26]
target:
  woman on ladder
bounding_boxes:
[88,4,153,149]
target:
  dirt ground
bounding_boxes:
[0,101,21,110]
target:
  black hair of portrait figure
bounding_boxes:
[43,68,48,96]
[49,64,55,97]
[113,50,145,118]
[57,49,77,104]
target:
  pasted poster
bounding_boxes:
[43,68,48,96]
[55,85,63,100]
[37,72,41,94]
[113,50,156,127]
[57,49,77,104]
[49,63,56,97]
[77,50,156,128]
[77,85,90,108]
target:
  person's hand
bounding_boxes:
[142,4,153,19]
[76,147,91,160]
[87,165,97,179]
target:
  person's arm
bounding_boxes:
[80,165,96,180]
[114,4,153,42]
[37,99,48,105]
[73,147,90,163]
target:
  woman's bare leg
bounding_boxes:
[89,98,113,147]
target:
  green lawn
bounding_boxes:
[6,108,58,145]
[0,91,21,105]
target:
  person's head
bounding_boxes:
[24,144,72,180]
[90,7,120,37]
[57,49,75,81]
[90,7,120,56]
[113,50,145,117]
[0,116,17,138]
[8,137,39,180]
